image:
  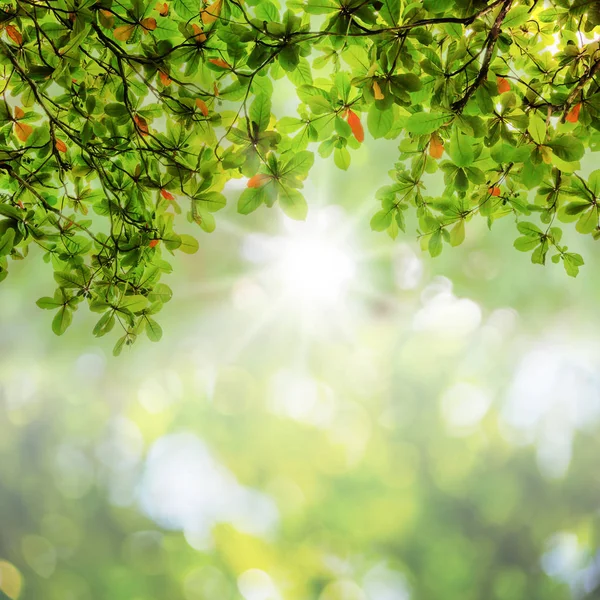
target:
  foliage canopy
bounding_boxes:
[1,0,600,351]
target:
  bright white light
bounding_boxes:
[269,369,336,427]
[502,339,600,478]
[138,433,279,547]
[441,382,492,434]
[363,564,410,600]
[394,244,423,290]
[276,235,355,305]
[541,32,561,56]
[242,206,358,312]
[413,277,482,336]
[238,569,280,600]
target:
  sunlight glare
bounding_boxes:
[275,206,356,307]
[276,235,356,305]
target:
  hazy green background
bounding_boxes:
[2,128,600,600]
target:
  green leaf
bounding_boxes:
[93,312,115,337]
[179,234,199,254]
[588,170,600,197]
[517,222,543,237]
[194,192,226,212]
[514,236,541,252]
[278,187,308,221]
[503,5,530,27]
[52,306,72,336]
[0,204,23,220]
[118,295,149,313]
[370,210,393,231]
[113,335,127,357]
[282,151,314,177]
[334,146,351,170]
[238,187,267,215]
[528,114,547,145]
[250,94,272,132]
[447,129,474,167]
[36,296,63,309]
[148,283,173,303]
[395,74,422,92]
[547,136,585,162]
[173,0,198,19]
[428,230,443,257]
[0,228,15,256]
[287,57,313,86]
[145,317,163,342]
[54,270,85,289]
[576,207,598,234]
[380,0,401,23]
[405,112,452,135]
[449,220,465,247]
[367,105,393,139]
[563,252,584,277]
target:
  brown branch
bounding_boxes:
[451,0,513,113]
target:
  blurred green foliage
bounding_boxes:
[2,1,600,593]
[2,133,600,598]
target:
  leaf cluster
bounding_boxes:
[1,0,599,349]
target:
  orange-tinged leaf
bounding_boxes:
[565,102,581,123]
[489,186,501,197]
[247,174,270,188]
[497,76,510,94]
[429,134,444,159]
[13,106,25,120]
[114,24,135,41]
[201,0,222,24]
[346,109,364,143]
[14,122,33,142]
[155,2,169,15]
[209,57,229,69]
[192,24,207,43]
[141,17,157,31]
[134,114,149,135]
[55,139,67,153]
[159,71,171,86]
[99,10,115,28]
[213,82,219,96]
[160,189,175,200]
[373,81,384,100]
[195,98,209,116]
[149,239,160,248]
[6,25,23,46]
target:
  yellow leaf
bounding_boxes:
[154,2,169,15]
[201,0,222,24]
[140,17,157,31]
[113,24,135,41]
[192,23,207,43]
[373,81,384,100]
[14,121,33,142]
[540,145,553,164]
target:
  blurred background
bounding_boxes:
[2,129,600,600]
